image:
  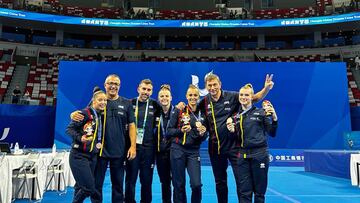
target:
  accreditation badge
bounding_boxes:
[136,128,144,144]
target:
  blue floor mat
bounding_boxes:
[15,166,360,203]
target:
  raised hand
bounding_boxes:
[264,74,274,90]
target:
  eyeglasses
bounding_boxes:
[160,84,171,91]
[106,82,120,87]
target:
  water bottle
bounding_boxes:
[52,143,56,155]
[14,142,19,153]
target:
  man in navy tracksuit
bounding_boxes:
[198,73,274,203]
[227,84,278,203]
[125,79,161,203]
[154,84,174,203]
[167,84,207,203]
[67,90,107,203]
[71,75,137,203]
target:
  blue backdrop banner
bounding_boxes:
[0,104,55,148]
[55,62,351,150]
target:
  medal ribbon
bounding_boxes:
[157,106,173,152]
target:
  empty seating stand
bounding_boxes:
[0,61,15,101]
[218,42,235,50]
[347,69,360,107]
[143,56,234,62]
[253,7,316,19]
[32,36,56,46]
[25,54,58,105]
[90,41,113,49]
[155,10,222,20]
[259,54,329,62]
[63,39,85,48]
[322,37,346,47]
[1,32,26,43]
[293,40,314,49]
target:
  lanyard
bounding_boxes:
[157,105,173,152]
[160,105,173,135]
[135,98,149,131]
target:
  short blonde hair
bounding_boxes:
[205,73,221,85]
[187,84,200,95]
[158,84,172,98]
[239,83,254,95]
[159,84,171,91]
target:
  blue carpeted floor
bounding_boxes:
[15,166,360,203]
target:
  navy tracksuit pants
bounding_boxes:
[125,146,155,203]
[209,149,242,203]
[171,147,202,203]
[69,149,99,203]
[156,151,172,203]
[238,149,269,203]
[91,156,126,203]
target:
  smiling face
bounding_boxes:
[137,82,153,102]
[92,92,107,111]
[206,78,222,99]
[239,84,254,108]
[186,86,200,107]
[104,75,120,99]
[158,89,172,107]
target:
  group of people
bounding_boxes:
[66,72,278,203]
[11,85,30,104]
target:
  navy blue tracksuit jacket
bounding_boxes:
[231,105,278,203]
[198,90,242,203]
[66,107,104,203]
[167,106,208,203]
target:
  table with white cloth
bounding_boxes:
[350,153,360,187]
[0,151,75,203]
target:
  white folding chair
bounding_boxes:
[44,151,67,195]
[12,152,42,202]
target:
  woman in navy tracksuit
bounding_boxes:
[167,84,208,203]
[154,84,174,203]
[66,90,107,203]
[227,84,278,203]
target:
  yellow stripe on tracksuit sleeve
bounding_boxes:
[240,114,244,148]
[182,132,186,145]
[89,118,98,152]
[100,106,106,157]
[210,102,220,154]
[157,120,161,152]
